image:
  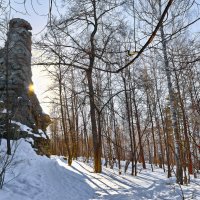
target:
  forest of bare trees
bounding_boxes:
[1,0,200,187]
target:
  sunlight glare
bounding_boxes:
[28,84,35,93]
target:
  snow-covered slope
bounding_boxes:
[0,139,96,200]
[0,139,200,200]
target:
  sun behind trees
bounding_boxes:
[31,0,200,185]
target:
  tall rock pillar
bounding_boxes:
[0,18,50,132]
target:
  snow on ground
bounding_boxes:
[0,139,200,200]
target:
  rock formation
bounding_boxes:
[0,18,51,136]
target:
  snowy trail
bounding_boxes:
[1,140,200,200]
[50,158,200,200]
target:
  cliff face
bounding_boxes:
[0,18,50,133]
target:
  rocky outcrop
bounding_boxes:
[0,18,51,135]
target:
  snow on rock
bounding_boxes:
[11,121,34,134]
[1,109,7,114]
[38,129,47,139]
[11,121,47,139]
[0,139,200,200]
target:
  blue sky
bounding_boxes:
[10,0,50,34]
[10,0,200,35]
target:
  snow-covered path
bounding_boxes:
[0,140,200,200]
[56,159,200,200]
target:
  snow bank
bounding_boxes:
[0,139,96,200]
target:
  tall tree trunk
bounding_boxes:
[159,21,183,183]
[132,89,146,169]
[86,70,101,173]
[153,64,171,176]
[81,109,89,161]
[130,84,137,176]
[5,41,11,155]
[59,77,72,166]
[122,74,135,175]
[173,66,193,175]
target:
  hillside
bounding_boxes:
[0,139,200,200]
